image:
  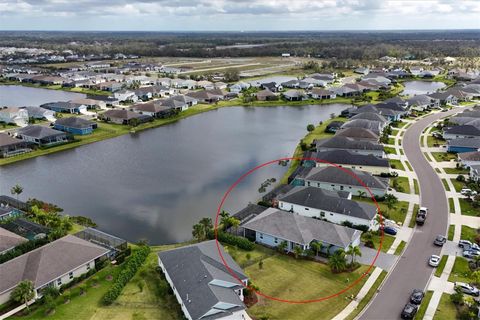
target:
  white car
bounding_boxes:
[419,207,428,215]
[463,250,480,259]
[428,255,441,267]
[455,282,480,296]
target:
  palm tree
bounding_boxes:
[192,223,205,242]
[310,241,324,256]
[228,217,240,235]
[10,184,23,202]
[328,250,347,273]
[357,190,366,198]
[199,217,213,236]
[345,245,362,265]
[278,241,288,253]
[293,246,303,259]
[220,210,230,230]
[11,280,35,312]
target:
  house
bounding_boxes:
[22,106,56,121]
[17,125,68,146]
[95,81,123,92]
[310,88,336,99]
[54,117,97,135]
[443,125,480,140]
[334,85,362,97]
[325,121,344,133]
[132,101,174,118]
[255,89,277,101]
[470,165,480,182]
[283,90,305,101]
[0,205,20,221]
[315,136,385,158]
[0,235,109,305]
[0,107,29,126]
[198,80,215,90]
[0,133,31,158]
[354,67,370,75]
[303,150,390,175]
[69,98,107,110]
[158,241,248,320]
[0,226,27,255]
[458,151,480,168]
[292,166,389,197]
[100,109,152,125]
[186,89,226,103]
[281,79,300,88]
[428,92,458,106]
[41,101,87,114]
[261,82,283,92]
[74,228,128,260]
[340,119,384,135]
[232,203,270,226]
[350,112,389,126]
[113,90,138,103]
[214,82,227,90]
[384,97,409,110]
[160,95,197,111]
[277,186,378,230]
[447,138,480,153]
[241,208,363,254]
[407,95,438,111]
[334,127,379,142]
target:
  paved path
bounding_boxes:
[354,245,397,271]
[360,109,462,320]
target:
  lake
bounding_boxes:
[0,86,351,244]
[401,81,446,96]
[0,85,86,106]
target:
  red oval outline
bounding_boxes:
[214,157,384,304]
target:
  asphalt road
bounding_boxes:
[360,109,461,320]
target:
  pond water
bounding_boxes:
[0,85,86,106]
[401,81,446,96]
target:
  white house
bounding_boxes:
[113,90,138,103]
[0,107,29,127]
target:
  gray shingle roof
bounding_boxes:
[335,127,379,141]
[279,186,377,220]
[444,125,480,136]
[55,117,95,129]
[18,125,66,139]
[458,151,480,162]
[0,235,109,295]
[304,150,389,167]
[0,133,24,148]
[448,138,480,149]
[158,241,246,320]
[315,136,384,152]
[350,112,388,123]
[0,227,27,253]
[242,208,362,247]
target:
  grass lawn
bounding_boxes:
[405,161,413,171]
[409,204,420,228]
[431,152,457,162]
[384,146,397,155]
[361,233,395,253]
[459,198,480,216]
[434,256,448,277]
[435,167,441,173]
[413,179,420,195]
[391,128,400,135]
[444,167,469,174]
[460,225,478,242]
[441,179,451,192]
[424,152,433,161]
[448,225,455,241]
[243,248,371,320]
[344,271,387,320]
[427,135,445,147]
[415,290,433,320]
[450,178,466,193]
[389,159,405,171]
[449,198,455,213]
[433,294,457,320]
[394,241,406,256]
[390,177,411,194]
[448,257,471,283]
[387,137,395,145]
[354,197,409,225]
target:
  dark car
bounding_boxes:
[410,289,424,304]
[434,235,447,246]
[401,303,418,319]
[384,226,397,235]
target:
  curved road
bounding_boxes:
[360,109,461,320]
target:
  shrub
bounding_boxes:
[457,175,466,182]
[207,230,254,251]
[101,245,151,305]
[307,124,315,132]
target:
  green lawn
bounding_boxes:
[448,225,455,241]
[413,179,420,195]
[409,204,420,228]
[431,152,457,162]
[361,233,395,253]
[450,178,466,193]
[389,159,405,171]
[434,255,448,277]
[405,161,413,171]
[448,198,455,213]
[442,179,451,192]
[460,225,478,242]
[448,257,471,283]
[427,135,445,147]
[390,177,411,194]
[391,128,400,135]
[387,137,395,145]
[344,271,387,320]
[435,167,441,173]
[354,197,409,225]
[244,248,371,320]
[384,146,397,155]
[394,241,406,256]
[415,290,433,320]
[433,294,457,320]
[459,198,480,216]
[444,167,469,175]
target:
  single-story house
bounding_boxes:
[340,119,384,135]
[407,95,438,111]
[447,138,480,153]
[17,125,68,146]
[242,208,363,254]
[334,127,379,142]
[95,81,123,92]
[469,164,480,182]
[256,89,277,101]
[186,89,226,103]
[100,109,152,125]
[458,151,480,168]
[350,112,388,126]
[354,67,370,75]
[334,84,362,97]
[53,117,97,135]
[428,92,458,106]
[443,125,480,140]
[0,133,31,158]
[22,106,56,121]
[310,88,336,99]
[159,95,197,111]
[292,166,389,197]
[41,101,87,114]
[315,136,385,158]
[69,98,107,110]
[158,241,248,320]
[261,82,283,92]
[113,90,138,103]
[283,90,305,101]
[132,101,174,118]
[278,186,378,230]
[0,235,109,305]
[0,226,27,255]
[0,107,29,126]
[303,150,390,175]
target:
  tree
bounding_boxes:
[220,210,230,230]
[307,124,315,132]
[199,217,213,232]
[384,194,398,216]
[277,241,288,253]
[328,250,347,273]
[10,184,23,202]
[192,223,205,242]
[345,245,362,265]
[129,118,139,128]
[11,280,35,312]
[357,190,366,198]
[293,246,303,259]
[228,217,240,235]
[310,241,324,256]
[224,69,240,82]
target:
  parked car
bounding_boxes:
[454,282,480,296]
[384,226,397,235]
[401,303,418,319]
[416,207,428,225]
[434,235,447,246]
[410,289,424,305]
[428,255,441,267]
[461,188,477,196]
[459,240,473,248]
[463,250,480,259]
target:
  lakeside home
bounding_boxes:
[0,133,31,158]
[16,125,68,146]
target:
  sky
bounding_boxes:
[0,0,479,31]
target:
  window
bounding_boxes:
[305,208,309,211]
[320,212,325,217]
[69,272,73,280]
[259,233,263,239]
[340,186,344,190]
[274,238,278,244]
[86,263,90,270]
[307,181,311,186]
[57,279,62,286]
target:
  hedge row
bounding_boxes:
[207,230,254,251]
[101,245,150,305]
